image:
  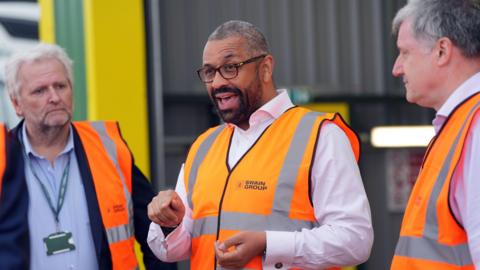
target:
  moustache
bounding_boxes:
[211,87,243,97]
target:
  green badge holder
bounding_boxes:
[43,231,76,256]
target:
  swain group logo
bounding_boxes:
[237,180,268,191]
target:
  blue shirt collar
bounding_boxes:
[21,123,75,159]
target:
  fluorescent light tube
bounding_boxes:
[370,125,435,148]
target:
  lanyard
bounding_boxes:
[26,153,71,232]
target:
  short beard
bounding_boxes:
[211,87,249,126]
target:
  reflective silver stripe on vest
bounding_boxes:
[193,211,313,237]
[90,122,135,243]
[192,111,323,237]
[395,102,480,266]
[272,111,323,216]
[106,223,134,245]
[396,236,472,266]
[187,125,226,210]
[218,267,254,270]
[424,102,480,239]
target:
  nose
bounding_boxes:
[210,70,229,90]
[392,56,403,77]
[47,86,61,103]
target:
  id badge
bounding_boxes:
[43,231,76,256]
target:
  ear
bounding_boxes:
[260,55,274,83]
[10,94,24,117]
[435,37,453,66]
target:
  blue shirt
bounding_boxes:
[22,125,98,270]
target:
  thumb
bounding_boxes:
[222,234,242,250]
[170,195,184,211]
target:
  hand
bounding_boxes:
[148,190,185,227]
[215,231,266,269]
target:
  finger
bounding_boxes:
[148,198,163,224]
[168,193,185,224]
[147,206,158,224]
[215,240,239,259]
[216,241,227,252]
[222,234,242,250]
[216,249,242,268]
[214,241,225,258]
[160,207,181,225]
[170,195,185,212]
[148,204,169,226]
[215,242,239,268]
[148,193,179,226]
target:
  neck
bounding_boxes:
[434,59,480,110]
[25,123,70,164]
[238,122,249,130]
[263,85,278,103]
[237,87,278,131]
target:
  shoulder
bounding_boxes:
[317,122,351,149]
[193,124,227,144]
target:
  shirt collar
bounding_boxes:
[432,72,480,133]
[22,123,74,159]
[226,89,294,129]
[436,72,480,118]
[256,89,294,119]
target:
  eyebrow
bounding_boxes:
[203,53,237,68]
[223,53,235,60]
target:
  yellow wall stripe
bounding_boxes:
[83,0,150,176]
[38,0,56,43]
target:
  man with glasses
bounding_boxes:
[147,20,373,270]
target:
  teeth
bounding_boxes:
[217,95,234,102]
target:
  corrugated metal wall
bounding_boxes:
[158,0,407,97]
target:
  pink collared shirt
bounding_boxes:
[433,72,480,268]
[148,89,373,269]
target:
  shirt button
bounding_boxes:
[69,264,75,269]
[275,262,283,269]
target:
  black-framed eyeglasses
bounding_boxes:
[196,54,267,83]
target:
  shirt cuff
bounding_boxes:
[147,222,185,260]
[147,222,167,259]
[164,222,185,242]
[264,231,295,267]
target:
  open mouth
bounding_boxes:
[216,92,236,101]
[215,92,239,110]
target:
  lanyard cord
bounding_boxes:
[28,155,71,226]
[18,128,72,231]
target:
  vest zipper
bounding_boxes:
[211,120,276,269]
[214,171,233,270]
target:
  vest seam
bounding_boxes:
[446,108,480,229]
[213,107,301,270]
[0,125,6,194]
[422,92,480,168]
[308,118,325,207]
[226,107,299,173]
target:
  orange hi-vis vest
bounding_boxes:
[73,121,138,270]
[184,107,360,270]
[0,123,6,196]
[391,92,480,270]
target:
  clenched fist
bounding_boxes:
[148,190,185,227]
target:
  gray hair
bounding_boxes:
[208,20,270,56]
[392,0,480,57]
[5,43,73,98]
